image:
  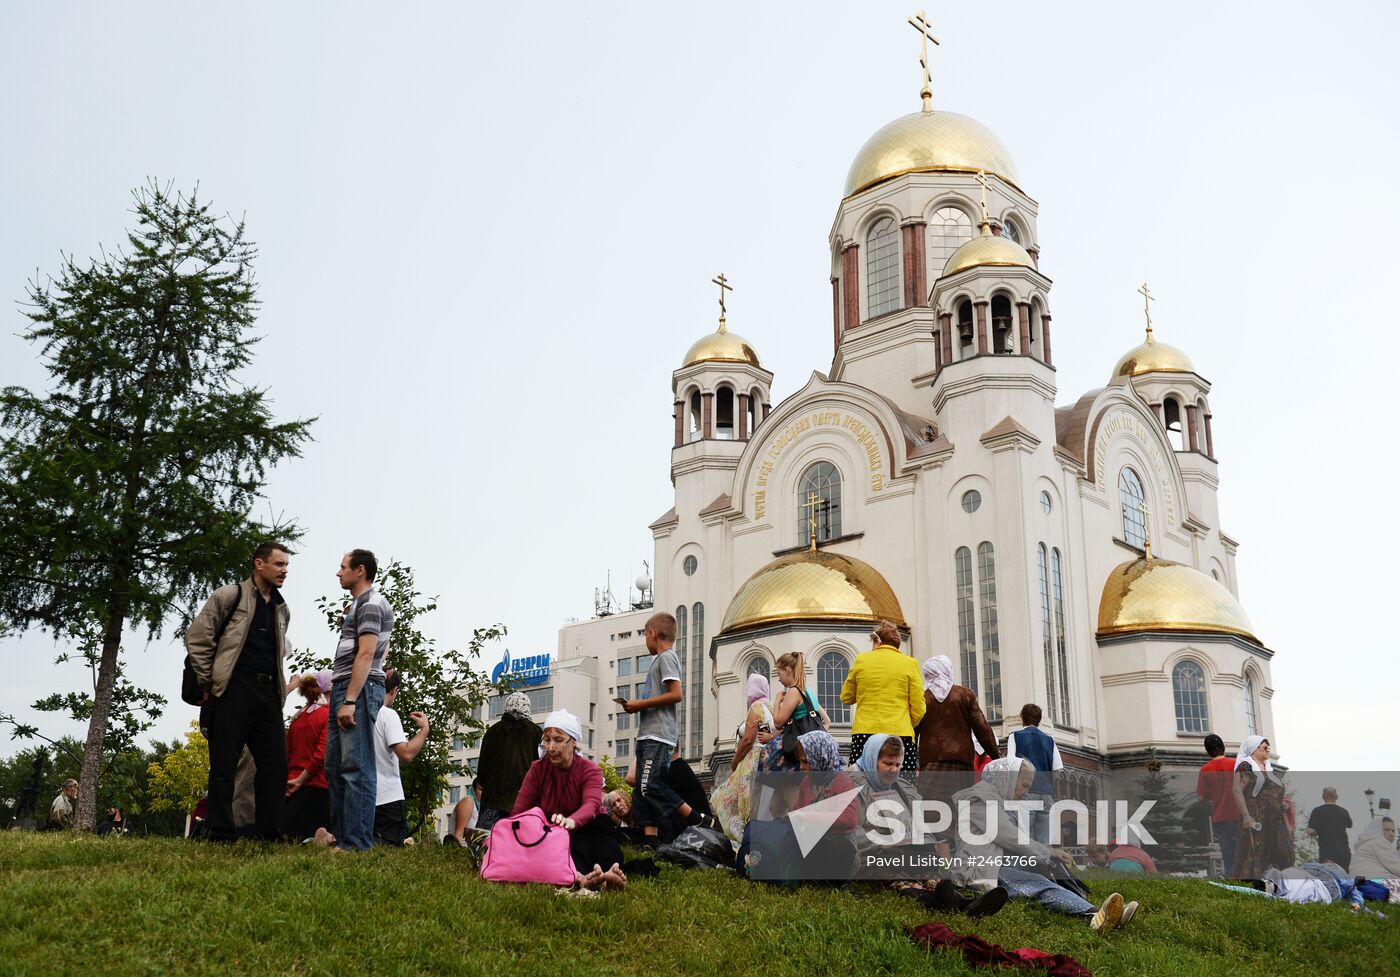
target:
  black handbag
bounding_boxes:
[181,585,242,705]
[780,689,824,755]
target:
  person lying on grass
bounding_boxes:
[952,757,1139,935]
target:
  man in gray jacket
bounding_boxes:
[186,542,292,842]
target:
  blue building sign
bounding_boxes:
[490,649,551,687]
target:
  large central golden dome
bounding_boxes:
[844,109,1020,198]
[1097,557,1259,644]
[719,550,907,635]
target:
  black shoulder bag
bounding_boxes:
[780,688,825,755]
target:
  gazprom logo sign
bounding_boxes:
[490,649,551,687]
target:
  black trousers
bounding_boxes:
[207,671,288,842]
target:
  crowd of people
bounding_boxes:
[41,540,1398,928]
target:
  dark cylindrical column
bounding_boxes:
[762,401,771,422]
[1186,405,1200,453]
[702,392,714,439]
[902,221,927,309]
[737,393,750,440]
[1017,302,1031,356]
[673,400,684,447]
[975,301,989,355]
[841,243,860,329]
[1205,413,1216,458]
[1041,313,1053,366]
[1151,402,1164,425]
[939,312,953,366]
[830,278,840,351]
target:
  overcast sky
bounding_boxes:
[2,2,1396,772]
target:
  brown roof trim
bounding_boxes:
[980,415,1041,447]
[699,493,731,517]
[648,507,678,530]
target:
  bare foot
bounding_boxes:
[577,866,605,890]
[600,863,628,892]
[313,827,337,848]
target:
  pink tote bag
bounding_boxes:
[479,807,576,885]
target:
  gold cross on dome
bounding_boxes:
[975,169,992,227]
[802,492,827,552]
[712,272,733,325]
[907,10,940,109]
[1137,499,1153,560]
[1138,282,1155,338]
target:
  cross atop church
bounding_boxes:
[1138,499,1153,560]
[1138,282,1155,339]
[976,169,992,228]
[907,10,940,111]
[802,491,827,553]
[712,272,733,330]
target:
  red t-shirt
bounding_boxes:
[1195,756,1238,823]
[286,703,329,790]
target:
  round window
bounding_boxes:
[1040,490,1053,514]
[682,555,698,576]
[961,490,981,513]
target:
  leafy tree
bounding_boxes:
[1134,750,1191,872]
[145,722,210,820]
[0,181,313,830]
[289,560,506,837]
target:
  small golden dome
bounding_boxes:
[1113,330,1195,379]
[681,318,761,369]
[1097,557,1259,644]
[719,549,907,635]
[844,109,1020,198]
[942,230,1034,278]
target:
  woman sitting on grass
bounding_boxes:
[952,757,1138,935]
[846,734,920,853]
[508,709,626,892]
[1351,816,1400,903]
[740,730,858,882]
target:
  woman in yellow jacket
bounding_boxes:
[840,621,926,772]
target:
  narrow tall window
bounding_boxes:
[991,294,1014,354]
[1243,673,1259,737]
[866,216,900,318]
[1052,548,1071,725]
[957,299,975,353]
[1002,218,1022,244]
[715,388,735,441]
[955,546,977,697]
[1163,398,1186,452]
[687,389,702,442]
[818,652,851,724]
[1038,544,1057,722]
[798,462,842,546]
[690,602,705,758]
[674,605,687,744]
[746,656,770,681]
[1172,660,1210,734]
[929,206,974,270]
[1119,468,1147,549]
[977,541,1003,721]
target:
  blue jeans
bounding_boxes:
[633,739,687,830]
[1213,820,1238,877]
[326,677,384,851]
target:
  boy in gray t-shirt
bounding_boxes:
[620,611,720,843]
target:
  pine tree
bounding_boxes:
[0,181,312,830]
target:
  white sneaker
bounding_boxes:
[1120,900,1139,927]
[1090,892,1125,934]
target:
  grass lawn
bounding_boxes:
[1,834,1397,977]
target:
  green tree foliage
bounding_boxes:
[597,755,631,796]
[145,723,210,817]
[289,560,506,838]
[1134,750,1191,872]
[0,181,313,830]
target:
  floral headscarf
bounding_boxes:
[797,730,843,774]
[981,756,1030,800]
[504,692,532,720]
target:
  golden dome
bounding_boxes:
[681,318,761,369]
[719,549,907,635]
[942,230,1034,278]
[1113,330,1195,379]
[844,109,1020,198]
[1097,557,1259,644]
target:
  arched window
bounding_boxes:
[1038,544,1056,722]
[1119,468,1147,549]
[687,389,702,442]
[674,605,687,744]
[1172,660,1210,734]
[955,546,977,697]
[977,542,1003,722]
[928,206,974,271]
[1243,673,1259,737]
[690,602,704,757]
[956,299,975,355]
[991,294,1014,354]
[715,387,735,441]
[866,217,901,318]
[798,462,842,546]
[818,652,851,724]
[1001,218,1022,244]
[745,656,770,681]
[1052,548,1071,725]
[1163,398,1186,452]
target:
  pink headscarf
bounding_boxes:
[745,673,771,707]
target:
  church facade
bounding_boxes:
[613,71,1274,783]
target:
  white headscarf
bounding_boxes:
[1235,734,1282,796]
[503,692,532,720]
[541,709,582,743]
[922,655,954,702]
[981,756,1030,800]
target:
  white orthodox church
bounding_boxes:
[630,54,1277,786]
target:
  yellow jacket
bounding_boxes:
[840,645,926,736]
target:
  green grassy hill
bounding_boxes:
[2,834,1396,976]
